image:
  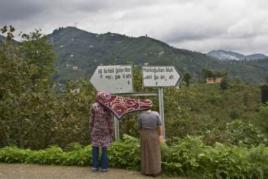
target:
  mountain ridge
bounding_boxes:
[46,27,268,84]
[207,50,267,61]
[47,27,219,81]
[1,27,268,84]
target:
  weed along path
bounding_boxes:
[0,163,188,179]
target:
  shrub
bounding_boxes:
[224,120,268,146]
[108,134,140,169]
[204,120,268,147]
[1,134,268,178]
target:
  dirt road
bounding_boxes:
[0,164,186,179]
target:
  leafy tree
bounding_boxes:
[0,25,15,40]
[0,27,57,148]
[183,73,192,87]
[20,30,56,91]
[202,69,214,79]
[257,104,268,134]
[202,69,226,80]
[224,120,267,146]
[220,77,229,90]
[261,85,268,104]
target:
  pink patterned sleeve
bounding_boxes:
[107,112,114,136]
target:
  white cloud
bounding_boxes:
[0,0,267,55]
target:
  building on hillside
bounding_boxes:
[206,77,223,84]
[72,66,79,70]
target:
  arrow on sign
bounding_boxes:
[142,66,180,87]
[90,65,134,94]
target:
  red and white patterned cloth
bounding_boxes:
[96,91,153,119]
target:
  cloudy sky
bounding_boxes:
[1,0,268,55]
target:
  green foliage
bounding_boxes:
[1,135,268,178]
[1,25,15,40]
[0,145,91,166]
[261,84,268,104]
[257,104,268,134]
[183,73,191,87]
[220,77,229,90]
[224,120,268,146]
[206,120,268,147]
[20,30,56,90]
[160,83,263,140]
[109,134,140,169]
[0,28,96,149]
[202,69,226,79]
[0,28,59,148]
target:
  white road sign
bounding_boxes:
[90,65,133,93]
[142,66,180,87]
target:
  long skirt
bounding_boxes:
[140,129,161,175]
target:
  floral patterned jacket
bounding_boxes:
[90,102,114,147]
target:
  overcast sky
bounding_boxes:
[1,0,268,55]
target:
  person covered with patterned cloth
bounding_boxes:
[89,92,114,172]
[90,91,156,173]
[139,108,163,176]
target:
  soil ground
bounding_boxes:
[0,163,189,179]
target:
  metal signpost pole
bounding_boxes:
[158,88,165,139]
[113,115,120,140]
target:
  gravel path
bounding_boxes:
[0,164,187,179]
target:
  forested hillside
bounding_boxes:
[48,27,268,84]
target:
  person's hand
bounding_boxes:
[159,135,165,144]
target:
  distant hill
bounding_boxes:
[47,27,218,82]
[246,53,267,60]
[207,50,267,61]
[46,27,268,84]
[1,27,267,84]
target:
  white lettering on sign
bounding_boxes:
[90,65,133,93]
[142,66,180,87]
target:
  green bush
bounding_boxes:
[257,104,268,134]
[109,135,140,169]
[162,136,268,178]
[224,120,268,146]
[1,134,268,178]
[204,120,268,147]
